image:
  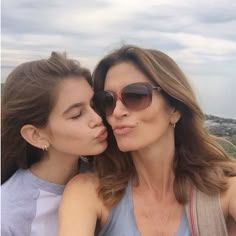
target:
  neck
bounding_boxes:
[132,140,176,199]
[30,151,79,185]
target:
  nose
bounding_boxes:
[88,108,103,128]
[112,99,129,118]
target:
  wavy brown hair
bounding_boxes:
[1,52,92,184]
[93,45,236,208]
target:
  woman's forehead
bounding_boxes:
[104,62,150,90]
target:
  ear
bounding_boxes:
[20,124,49,150]
[169,107,181,125]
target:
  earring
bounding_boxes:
[42,144,49,151]
[170,122,176,128]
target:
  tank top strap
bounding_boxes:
[98,179,140,236]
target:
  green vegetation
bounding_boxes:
[218,135,236,158]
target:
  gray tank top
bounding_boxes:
[98,180,191,236]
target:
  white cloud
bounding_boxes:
[171,33,236,54]
[163,32,236,65]
[2,0,236,117]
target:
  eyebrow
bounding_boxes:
[62,103,83,115]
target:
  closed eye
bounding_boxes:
[70,113,82,119]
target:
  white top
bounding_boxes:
[1,169,65,236]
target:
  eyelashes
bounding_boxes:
[70,112,82,119]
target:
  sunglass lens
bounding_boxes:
[122,83,152,110]
[92,91,115,116]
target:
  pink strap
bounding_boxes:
[189,186,197,236]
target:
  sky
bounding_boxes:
[2,0,236,118]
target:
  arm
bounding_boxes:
[58,173,101,236]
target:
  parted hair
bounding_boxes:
[1,52,92,184]
[93,45,236,208]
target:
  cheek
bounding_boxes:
[48,122,89,143]
[115,110,171,151]
[141,106,174,142]
[48,126,95,154]
[141,106,172,135]
[139,100,168,121]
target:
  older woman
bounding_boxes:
[59,45,236,236]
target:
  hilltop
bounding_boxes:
[205,114,236,136]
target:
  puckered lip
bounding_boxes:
[95,127,108,140]
[112,125,135,130]
[112,125,135,135]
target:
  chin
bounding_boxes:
[117,139,151,152]
[88,143,108,155]
[117,143,137,152]
[97,143,108,154]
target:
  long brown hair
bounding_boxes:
[1,52,92,184]
[93,45,236,208]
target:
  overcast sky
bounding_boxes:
[2,0,236,118]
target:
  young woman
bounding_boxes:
[1,52,107,236]
[59,45,236,236]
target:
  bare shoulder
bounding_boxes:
[227,176,236,189]
[62,173,99,202]
[221,176,236,220]
[58,173,101,236]
[227,176,236,215]
[226,177,236,235]
[66,172,99,190]
[224,176,236,202]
